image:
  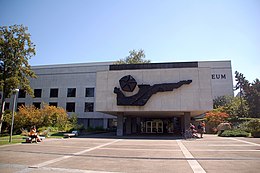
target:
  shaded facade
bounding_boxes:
[4,61,233,135]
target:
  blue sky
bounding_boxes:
[1,0,259,83]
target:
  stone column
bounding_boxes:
[183,112,191,131]
[132,118,137,133]
[136,117,141,134]
[125,117,132,135]
[117,114,124,136]
[103,118,108,129]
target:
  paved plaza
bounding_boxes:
[0,134,260,173]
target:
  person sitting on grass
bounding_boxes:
[29,126,41,143]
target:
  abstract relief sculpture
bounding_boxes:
[114,75,192,106]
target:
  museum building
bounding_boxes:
[4,60,233,136]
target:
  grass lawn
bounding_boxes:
[0,132,70,145]
[0,135,25,145]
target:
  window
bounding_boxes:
[85,102,94,112]
[4,102,10,110]
[66,102,75,112]
[50,88,59,98]
[67,88,76,97]
[33,102,41,109]
[17,102,25,110]
[49,102,58,107]
[34,89,42,98]
[85,88,94,97]
[18,89,26,98]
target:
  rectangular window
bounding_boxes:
[50,88,59,98]
[33,102,41,109]
[85,88,94,97]
[18,89,26,98]
[49,102,58,107]
[17,102,25,110]
[66,102,75,112]
[34,89,42,98]
[67,88,76,97]
[4,102,10,110]
[85,102,94,112]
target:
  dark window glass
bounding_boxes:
[17,102,25,110]
[34,89,42,98]
[18,90,26,98]
[85,102,94,112]
[33,102,41,109]
[66,102,75,112]
[67,88,76,97]
[4,102,10,110]
[85,88,94,97]
[50,88,59,98]
[49,102,58,107]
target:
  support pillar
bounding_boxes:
[183,112,191,131]
[103,118,108,129]
[132,118,137,133]
[117,114,124,136]
[136,117,141,134]
[125,117,132,135]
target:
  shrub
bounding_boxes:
[205,110,229,133]
[240,119,260,137]
[218,129,250,137]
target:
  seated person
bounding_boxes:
[189,123,199,138]
[29,126,41,143]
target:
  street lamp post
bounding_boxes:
[9,89,19,143]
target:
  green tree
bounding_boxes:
[0,25,36,133]
[115,49,151,64]
[234,71,249,117]
[245,79,260,117]
[234,71,260,118]
[214,95,249,118]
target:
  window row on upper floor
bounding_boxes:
[17,88,95,98]
[4,101,94,113]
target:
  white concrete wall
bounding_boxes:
[199,61,233,98]
[6,62,115,120]
[96,67,213,114]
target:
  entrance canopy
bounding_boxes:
[103,110,207,118]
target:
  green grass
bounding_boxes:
[48,132,66,138]
[0,135,25,145]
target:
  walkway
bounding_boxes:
[0,134,259,173]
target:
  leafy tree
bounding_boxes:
[213,95,233,109]
[0,25,36,133]
[234,71,260,118]
[3,104,72,133]
[115,49,151,64]
[244,79,260,117]
[205,110,229,133]
[234,71,249,116]
[214,96,249,118]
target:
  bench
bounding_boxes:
[25,136,45,143]
[63,131,79,138]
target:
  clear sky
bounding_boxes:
[1,0,259,83]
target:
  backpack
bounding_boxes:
[197,124,202,129]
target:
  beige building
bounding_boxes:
[96,61,233,136]
[4,60,233,136]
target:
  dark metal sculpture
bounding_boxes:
[119,75,137,92]
[114,75,192,106]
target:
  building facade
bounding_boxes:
[4,60,233,136]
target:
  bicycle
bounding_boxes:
[182,129,193,139]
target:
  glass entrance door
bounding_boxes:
[145,120,163,133]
